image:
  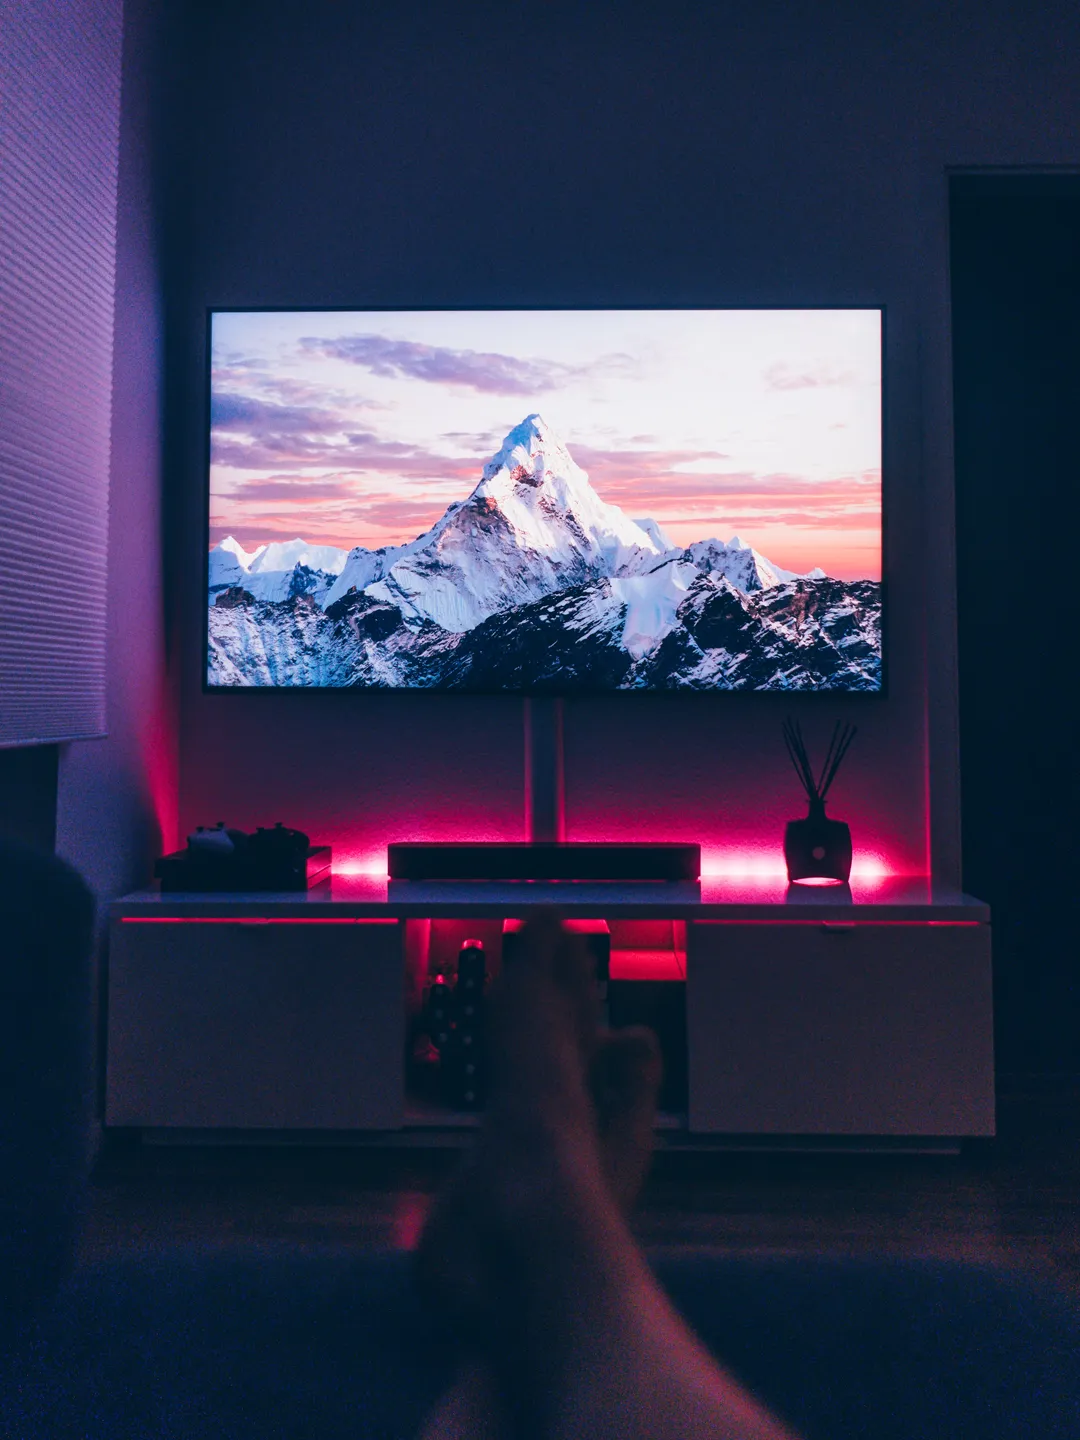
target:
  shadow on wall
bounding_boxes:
[0,746,58,855]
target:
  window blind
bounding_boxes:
[0,0,123,746]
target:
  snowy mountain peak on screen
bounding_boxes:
[209,535,264,588]
[208,534,348,604]
[684,537,820,593]
[218,535,265,568]
[632,516,675,551]
[209,536,257,591]
[478,414,577,486]
[245,538,348,576]
[210,535,347,580]
[356,414,676,633]
[474,413,669,571]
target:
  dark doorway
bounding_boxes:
[950,174,1080,1078]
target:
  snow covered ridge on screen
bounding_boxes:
[206,414,880,691]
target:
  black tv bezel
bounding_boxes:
[202,304,887,699]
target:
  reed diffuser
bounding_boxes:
[782,719,857,884]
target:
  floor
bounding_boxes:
[80,1084,1080,1304]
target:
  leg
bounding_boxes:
[419,1023,662,1440]
[417,914,799,1440]
[421,1362,506,1440]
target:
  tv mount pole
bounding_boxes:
[523,697,565,843]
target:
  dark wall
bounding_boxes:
[951,176,1080,1074]
[161,0,1080,881]
[55,0,179,899]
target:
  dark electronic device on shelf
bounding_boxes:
[448,939,488,1110]
[248,821,310,857]
[425,973,454,1052]
[388,841,699,883]
[155,821,331,892]
[422,940,489,1110]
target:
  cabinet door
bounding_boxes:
[687,922,994,1136]
[106,919,403,1129]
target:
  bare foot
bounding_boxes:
[415,913,661,1327]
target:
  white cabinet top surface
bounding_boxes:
[112,875,989,922]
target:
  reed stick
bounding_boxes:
[783,719,857,805]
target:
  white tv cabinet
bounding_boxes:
[105,877,994,1148]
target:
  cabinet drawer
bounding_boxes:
[687,922,994,1136]
[106,919,403,1129]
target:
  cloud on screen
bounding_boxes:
[298,333,634,396]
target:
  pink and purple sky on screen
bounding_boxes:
[209,309,882,580]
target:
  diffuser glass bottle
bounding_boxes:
[782,720,856,885]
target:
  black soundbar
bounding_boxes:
[387,842,700,882]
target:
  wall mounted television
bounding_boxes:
[206,308,882,692]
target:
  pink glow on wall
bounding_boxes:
[333,853,390,878]
[850,855,893,880]
[701,850,788,880]
[566,783,918,876]
[697,847,896,881]
[142,696,180,856]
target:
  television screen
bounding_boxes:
[207,309,881,691]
